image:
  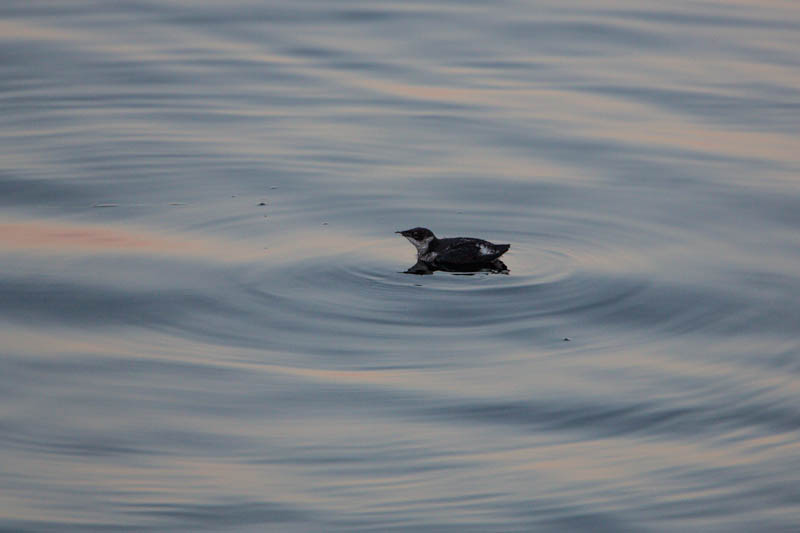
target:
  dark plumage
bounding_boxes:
[396,227,510,269]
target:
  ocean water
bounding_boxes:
[2,1,800,531]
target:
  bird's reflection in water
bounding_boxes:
[403,260,509,276]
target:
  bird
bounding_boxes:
[396,227,510,270]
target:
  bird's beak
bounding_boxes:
[395,231,403,234]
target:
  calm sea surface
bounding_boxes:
[2,1,800,531]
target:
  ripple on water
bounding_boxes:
[204,225,652,359]
[172,197,777,367]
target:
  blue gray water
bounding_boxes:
[2,1,800,531]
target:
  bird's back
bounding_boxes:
[433,237,510,265]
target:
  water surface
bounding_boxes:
[2,1,800,531]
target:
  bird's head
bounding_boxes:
[396,227,436,253]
